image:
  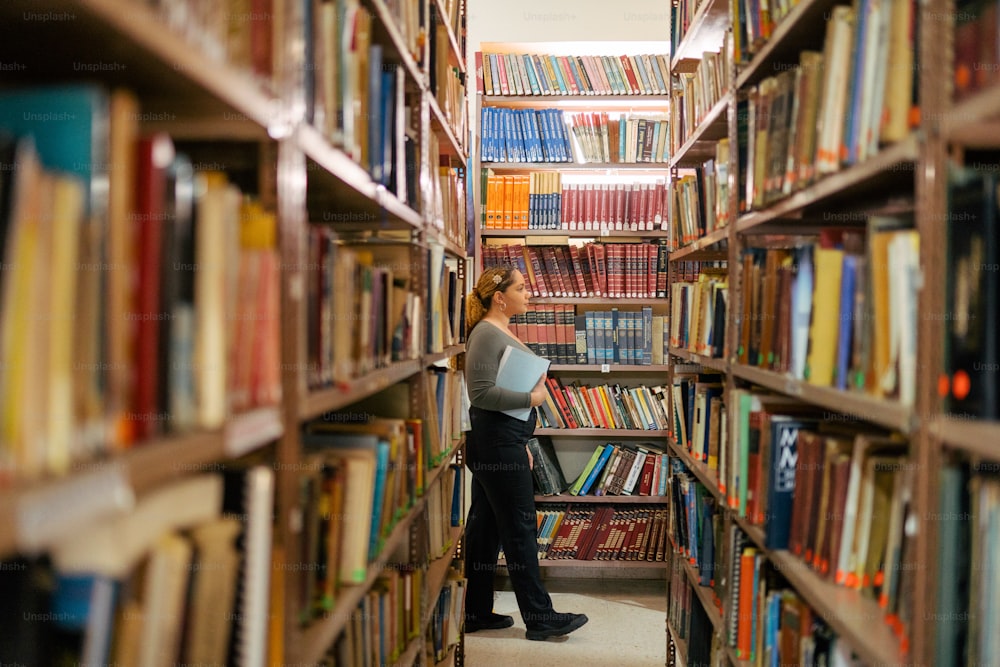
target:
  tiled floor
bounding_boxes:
[463,578,667,666]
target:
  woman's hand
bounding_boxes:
[526,445,534,470]
[529,374,548,407]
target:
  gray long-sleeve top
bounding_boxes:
[464,321,535,411]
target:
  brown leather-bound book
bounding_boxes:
[787,430,821,558]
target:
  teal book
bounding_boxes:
[495,344,550,421]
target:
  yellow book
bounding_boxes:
[47,175,85,474]
[805,246,843,386]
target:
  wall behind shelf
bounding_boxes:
[465,0,671,81]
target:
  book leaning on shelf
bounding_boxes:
[526,435,569,495]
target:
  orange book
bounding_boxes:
[736,547,758,658]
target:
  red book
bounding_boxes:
[618,55,641,94]
[546,376,578,428]
[133,133,174,441]
[637,452,656,495]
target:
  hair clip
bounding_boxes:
[492,274,502,284]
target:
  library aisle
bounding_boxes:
[465,579,667,666]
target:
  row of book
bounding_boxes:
[146,0,275,82]
[296,406,463,622]
[564,113,671,164]
[725,539,859,664]
[536,379,670,432]
[665,456,721,589]
[0,86,282,480]
[426,575,465,663]
[670,269,729,358]
[735,220,919,405]
[670,42,729,153]
[324,565,426,666]
[570,442,669,497]
[935,461,1000,666]
[666,555,726,665]
[0,468,275,665]
[954,0,1000,103]
[307,0,412,199]
[305,232,423,388]
[670,148,732,246]
[477,51,671,97]
[942,163,1000,419]
[513,505,669,561]
[509,305,669,366]
[482,242,670,300]
[480,107,671,164]
[427,157,469,252]
[429,23,468,145]
[736,0,916,211]
[481,174,669,231]
[721,393,912,632]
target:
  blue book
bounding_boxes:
[790,246,814,379]
[368,44,384,182]
[578,444,614,495]
[522,54,541,95]
[835,254,858,389]
[763,416,817,550]
[369,439,391,556]
[450,465,462,526]
[495,344,550,421]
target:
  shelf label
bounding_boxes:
[601,364,610,373]
[600,228,610,237]
[17,468,135,553]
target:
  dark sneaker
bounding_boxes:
[465,612,515,632]
[525,612,589,640]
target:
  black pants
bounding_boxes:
[464,406,554,625]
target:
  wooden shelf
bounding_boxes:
[669,347,727,373]
[516,558,668,568]
[668,225,730,261]
[671,547,724,632]
[302,360,424,420]
[422,525,464,627]
[734,0,843,90]
[425,225,469,258]
[480,228,670,238]
[394,634,425,667]
[730,364,917,434]
[481,94,668,109]
[928,416,1000,459]
[0,428,239,557]
[666,621,689,667]
[480,161,668,171]
[734,134,920,233]
[729,513,904,666]
[535,428,669,437]
[432,0,465,74]
[945,83,1000,146]
[527,297,667,305]
[424,345,467,366]
[671,0,731,68]
[293,449,458,665]
[429,94,467,164]
[369,0,426,89]
[665,437,727,508]
[548,364,671,373]
[298,124,424,232]
[669,94,730,169]
[0,0,278,138]
[535,494,669,504]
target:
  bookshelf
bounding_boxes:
[470,42,673,578]
[0,0,470,665]
[664,0,999,663]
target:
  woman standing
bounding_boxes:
[462,265,588,640]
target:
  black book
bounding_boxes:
[526,435,568,495]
